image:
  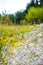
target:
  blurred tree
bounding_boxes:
[25,7,43,24]
[30,0,35,6]
[5,15,10,25]
[9,14,16,24]
[30,0,43,7]
[0,14,1,20]
[15,11,25,24]
[25,0,43,15]
[2,10,10,25]
[25,4,30,14]
[0,14,1,24]
[40,0,43,7]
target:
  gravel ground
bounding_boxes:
[1,24,43,65]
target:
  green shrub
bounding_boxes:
[25,7,43,24]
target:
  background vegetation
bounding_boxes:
[0,0,43,25]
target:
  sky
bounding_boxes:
[0,0,31,14]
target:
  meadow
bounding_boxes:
[0,25,39,64]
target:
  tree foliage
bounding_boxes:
[15,11,25,24]
[25,7,43,24]
[0,0,43,25]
